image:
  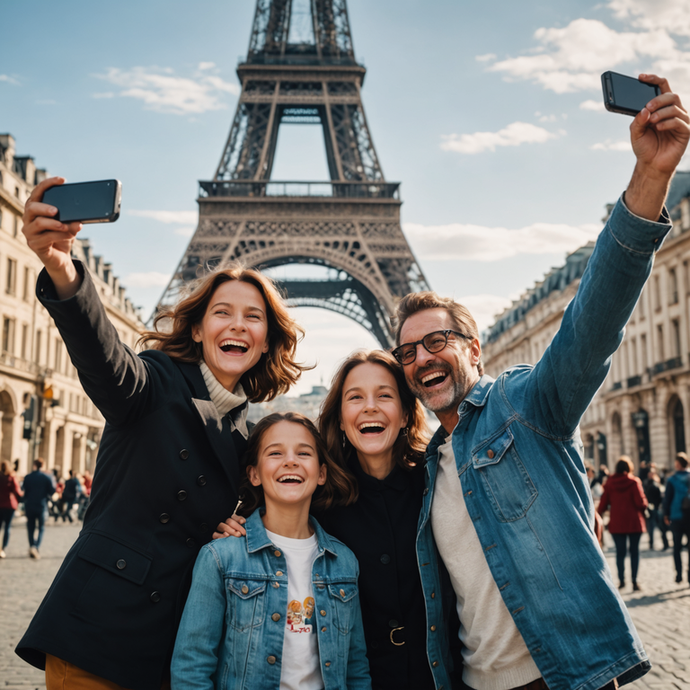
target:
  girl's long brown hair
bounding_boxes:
[139,263,310,402]
[318,350,430,476]
[238,412,358,517]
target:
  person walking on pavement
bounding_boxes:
[643,469,668,550]
[597,457,648,590]
[22,459,57,559]
[663,452,690,584]
[59,470,82,523]
[0,460,23,558]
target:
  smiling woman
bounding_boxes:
[16,177,311,690]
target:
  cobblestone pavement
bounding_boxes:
[1,522,688,689]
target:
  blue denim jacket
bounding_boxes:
[664,470,690,521]
[171,509,372,690]
[417,197,668,690]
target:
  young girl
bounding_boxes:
[171,412,372,690]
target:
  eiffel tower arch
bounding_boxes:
[156,0,429,348]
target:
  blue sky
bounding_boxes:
[3,0,690,394]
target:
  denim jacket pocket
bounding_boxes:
[226,578,266,632]
[472,428,537,522]
[327,583,358,634]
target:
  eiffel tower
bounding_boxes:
[156,0,429,347]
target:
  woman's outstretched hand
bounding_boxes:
[23,177,83,299]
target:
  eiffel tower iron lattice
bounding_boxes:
[156,0,429,348]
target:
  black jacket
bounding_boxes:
[16,264,245,690]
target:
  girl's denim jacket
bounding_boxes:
[171,509,372,690]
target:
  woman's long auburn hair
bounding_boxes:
[318,350,430,477]
[139,263,310,402]
[237,412,358,517]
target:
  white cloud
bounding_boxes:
[128,210,198,224]
[93,92,115,99]
[487,17,679,94]
[198,61,216,71]
[403,221,600,262]
[608,0,690,37]
[174,226,195,237]
[124,272,171,288]
[94,66,239,115]
[590,139,632,151]
[452,294,514,333]
[580,99,606,111]
[476,53,497,63]
[441,121,561,154]
[0,74,19,85]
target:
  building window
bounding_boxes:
[672,319,681,358]
[6,257,17,294]
[55,338,63,372]
[20,323,28,360]
[2,317,15,354]
[670,268,679,304]
[35,330,42,364]
[641,334,648,371]
[14,186,19,198]
[657,324,665,361]
[654,276,661,311]
[12,215,18,238]
[23,266,31,301]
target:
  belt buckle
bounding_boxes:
[389,626,405,646]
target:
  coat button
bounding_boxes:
[242,585,249,594]
[150,591,161,603]
[430,625,437,631]
[380,554,391,564]
[433,661,439,667]
[339,589,346,597]
[179,449,189,460]
[267,656,276,665]
[320,610,327,617]
[196,475,207,486]
[487,449,495,459]
[325,662,331,667]
[159,513,170,524]
[116,559,126,570]
[274,550,281,557]
[276,571,283,577]
[321,627,327,632]
[272,613,281,622]
[177,490,187,501]
[272,582,280,589]
[423,488,429,495]
[186,538,195,548]
[389,619,399,628]
[431,592,435,599]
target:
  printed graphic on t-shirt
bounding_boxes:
[287,597,315,633]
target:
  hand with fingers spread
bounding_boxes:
[626,74,690,220]
[22,176,83,299]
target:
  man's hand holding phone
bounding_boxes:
[23,177,84,300]
[623,74,689,221]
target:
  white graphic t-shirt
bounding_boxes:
[265,529,324,690]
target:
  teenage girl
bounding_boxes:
[171,412,372,690]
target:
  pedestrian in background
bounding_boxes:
[643,469,668,550]
[0,460,23,558]
[22,459,56,559]
[663,452,690,584]
[597,456,647,591]
[59,470,82,523]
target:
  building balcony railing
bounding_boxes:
[650,356,683,377]
[611,381,623,391]
[627,375,642,388]
[0,351,41,375]
[199,180,400,200]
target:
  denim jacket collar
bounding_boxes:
[244,507,340,558]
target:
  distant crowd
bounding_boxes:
[0,459,92,559]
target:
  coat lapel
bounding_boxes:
[178,362,241,498]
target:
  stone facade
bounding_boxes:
[482,174,690,473]
[0,133,145,478]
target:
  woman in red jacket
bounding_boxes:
[0,460,23,558]
[598,456,648,591]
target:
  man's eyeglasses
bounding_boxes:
[392,330,471,366]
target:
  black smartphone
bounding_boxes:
[42,180,122,223]
[601,71,660,116]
